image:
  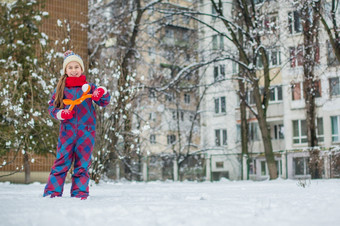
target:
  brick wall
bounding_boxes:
[41,0,88,71]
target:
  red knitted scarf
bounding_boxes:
[65,75,87,87]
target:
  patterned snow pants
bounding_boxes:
[43,123,95,198]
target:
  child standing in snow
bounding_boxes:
[43,50,110,199]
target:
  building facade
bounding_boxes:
[199,0,340,181]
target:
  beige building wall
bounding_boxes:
[137,0,200,156]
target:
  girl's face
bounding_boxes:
[65,61,83,77]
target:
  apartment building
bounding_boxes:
[199,0,340,181]
[136,0,201,180]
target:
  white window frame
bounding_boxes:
[269,85,283,103]
[293,119,307,144]
[213,64,226,82]
[215,129,227,146]
[293,157,310,176]
[212,34,224,50]
[293,118,324,144]
[232,61,239,74]
[149,112,156,121]
[249,122,260,141]
[272,124,284,140]
[288,11,302,34]
[329,77,340,97]
[331,116,340,143]
[184,93,190,104]
[269,48,281,67]
[167,134,176,144]
[214,96,226,114]
[150,134,156,144]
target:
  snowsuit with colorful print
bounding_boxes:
[43,83,110,198]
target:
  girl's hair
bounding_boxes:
[53,74,68,109]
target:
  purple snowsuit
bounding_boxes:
[43,82,110,198]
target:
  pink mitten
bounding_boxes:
[92,86,107,101]
[57,109,74,120]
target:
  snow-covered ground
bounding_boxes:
[0,179,339,226]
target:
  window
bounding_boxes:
[314,80,322,98]
[327,41,339,66]
[256,48,282,67]
[149,112,156,121]
[269,85,283,102]
[148,47,155,60]
[288,11,302,34]
[269,48,281,66]
[165,29,174,39]
[184,93,190,104]
[246,90,256,105]
[293,157,310,176]
[249,123,260,141]
[213,65,226,82]
[293,118,324,144]
[236,124,241,143]
[317,118,324,142]
[259,13,278,34]
[216,161,224,168]
[290,45,319,67]
[331,116,340,142]
[214,96,226,114]
[261,161,267,176]
[260,160,281,176]
[215,129,227,146]
[329,77,340,96]
[293,120,307,144]
[150,134,156,144]
[165,92,175,102]
[212,35,218,50]
[289,45,303,67]
[266,14,278,32]
[249,158,256,175]
[291,82,302,100]
[256,53,263,68]
[220,35,224,50]
[211,3,217,15]
[232,61,239,74]
[167,134,176,144]
[273,124,284,140]
[212,34,224,50]
[291,81,321,100]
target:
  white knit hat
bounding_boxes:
[62,50,84,74]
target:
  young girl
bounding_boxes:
[43,50,110,199]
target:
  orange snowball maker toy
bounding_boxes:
[63,84,92,111]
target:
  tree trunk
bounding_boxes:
[255,99,277,179]
[238,77,249,180]
[302,1,321,179]
[253,78,277,179]
[23,152,30,184]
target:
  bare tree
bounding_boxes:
[314,0,340,63]
[206,0,278,179]
[299,0,323,178]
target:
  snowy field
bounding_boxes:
[0,179,340,226]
